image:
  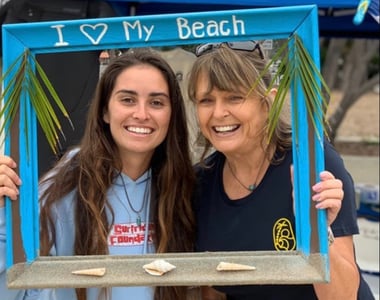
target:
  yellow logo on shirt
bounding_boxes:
[273,218,296,250]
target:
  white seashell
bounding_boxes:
[72,267,106,277]
[216,262,256,271]
[143,259,176,276]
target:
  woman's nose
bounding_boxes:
[213,100,229,119]
[132,103,149,120]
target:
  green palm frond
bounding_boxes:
[0,50,73,157]
[248,35,330,143]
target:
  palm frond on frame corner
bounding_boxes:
[251,35,331,145]
[0,49,73,157]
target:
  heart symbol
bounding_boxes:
[80,23,108,45]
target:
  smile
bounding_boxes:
[126,126,153,134]
[213,125,239,133]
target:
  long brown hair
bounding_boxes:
[187,44,292,163]
[39,48,195,300]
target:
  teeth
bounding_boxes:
[214,125,238,132]
[127,126,152,134]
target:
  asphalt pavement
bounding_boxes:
[342,155,379,186]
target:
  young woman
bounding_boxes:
[0,48,195,300]
[188,41,374,300]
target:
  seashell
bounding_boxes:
[72,267,106,277]
[143,259,176,276]
[216,262,256,271]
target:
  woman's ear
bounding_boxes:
[268,88,277,98]
[103,110,110,124]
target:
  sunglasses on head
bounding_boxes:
[195,41,264,59]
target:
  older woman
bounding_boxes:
[188,41,373,300]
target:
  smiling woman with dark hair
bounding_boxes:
[0,48,196,300]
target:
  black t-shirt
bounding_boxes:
[194,142,374,299]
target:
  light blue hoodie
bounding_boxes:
[0,170,155,300]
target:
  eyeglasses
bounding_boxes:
[195,41,264,59]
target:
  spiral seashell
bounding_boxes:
[143,259,176,276]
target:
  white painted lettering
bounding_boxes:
[177,17,191,39]
[192,21,205,38]
[143,25,154,41]
[205,20,222,36]
[176,16,245,40]
[52,25,69,46]
[80,24,107,45]
[219,20,230,35]
[122,20,143,40]
[232,15,245,35]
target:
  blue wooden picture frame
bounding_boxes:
[2,5,329,288]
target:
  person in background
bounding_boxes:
[0,48,196,300]
[188,41,374,300]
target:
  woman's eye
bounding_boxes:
[229,95,245,102]
[151,99,164,107]
[121,97,134,104]
[197,98,213,105]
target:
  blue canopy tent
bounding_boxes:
[106,0,379,38]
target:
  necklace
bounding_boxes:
[119,171,150,226]
[226,157,267,192]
